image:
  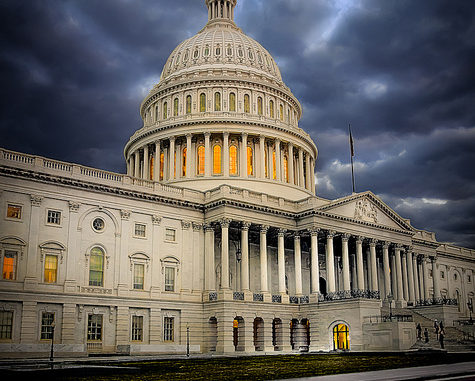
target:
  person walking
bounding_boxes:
[439,328,445,349]
[416,323,422,340]
[424,328,429,343]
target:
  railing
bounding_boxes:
[209,292,217,302]
[44,159,72,172]
[253,293,264,302]
[87,342,103,351]
[289,296,299,304]
[416,298,457,306]
[80,167,122,182]
[1,150,35,164]
[272,295,282,303]
[321,290,380,302]
[233,292,244,301]
[300,296,309,304]
[364,314,413,324]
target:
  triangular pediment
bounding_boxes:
[317,192,413,232]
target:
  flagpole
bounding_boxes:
[349,124,356,194]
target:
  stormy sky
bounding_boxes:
[0,0,474,248]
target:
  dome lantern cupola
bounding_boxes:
[205,0,237,23]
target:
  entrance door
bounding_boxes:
[333,324,349,350]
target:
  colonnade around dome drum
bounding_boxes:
[126,132,316,194]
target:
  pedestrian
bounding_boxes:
[416,323,422,340]
[424,328,429,343]
[439,328,445,349]
[434,320,439,340]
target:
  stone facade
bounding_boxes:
[0,0,474,357]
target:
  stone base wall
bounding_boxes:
[362,322,416,351]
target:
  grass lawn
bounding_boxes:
[8,352,475,380]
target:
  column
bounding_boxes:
[154,141,161,181]
[305,153,311,190]
[395,245,404,302]
[134,150,140,178]
[294,234,302,296]
[356,236,365,291]
[204,132,211,177]
[186,134,192,178]
[370,239,378,292]
[275,139,281,181]
[422,255,430,301]
[342,234,351,295]
[169,137,175,180]
[326,231,336,294]
[407,248,415,304]
[241,132,248,178]
[259,135,265,179]
[64,201,80,292]
[260,225,269,293]
[413,253,420,303]
[204,224,215,291]
[382,242,391,299]
[220,219,230,290]
[143,144,149,180]
[288,143,294,185]
[431,256,441,302]
[278,228,287,295]
[310,228,320,295]
[223,132,229,177]
[402,251,409,301]
[298,148,304,187]
[25,195,42,287]
[241,222,251,291]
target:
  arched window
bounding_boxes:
[160,152,164,180]
[272,149,276,180]
[229,145,238,175]
[283,155,289,183]
[280,104,284,121]
[163,102,168,119]
[229,93,236,112]
[257,97,263,116]
[215,92,221,111]
[247,146,253,176]
[186,95,192,114]
[173,98,179,116]
[200,93,206,112]
[244,94,250,113]
[269,100,274,118]
[89,247,104,287]
[182,147,187,177]
[333,324,349,350]
[197,145,205,175]
[213,145,222,174]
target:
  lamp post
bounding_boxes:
[467,299,473,324]
[186,325,190,357]
[387,294,394,321]
[50,321,56,369]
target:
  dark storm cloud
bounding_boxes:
[1,0,474,247]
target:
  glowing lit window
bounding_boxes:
[284,155,289,183]
[6,204,21,219]
[333,324,349,350]
[160,152,164,180]
[280,105,284,121]
[182,147,187,177]
[244,94,250,113]
[150,156,154,180]
[44,254,58,283]
[174,151,176,178]
[89,247,104,287]
[186,95,192,114]
[163,102,168,119]
[229,93,236,111]
[272,150,276,179]
[229,145,238,175]
[257,97,263,116]
[173,98,179,116]
[247,146,253,176]
[269,100,274,118]
[2,250,17,280]
[265,147,268,178]
[215,92,221,111]
[213,145,222,175]
[200,93,206,112]
[197,145,205,175]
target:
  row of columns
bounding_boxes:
[204,221,441,306]
[208,0,235,22]
[127,133,316,193]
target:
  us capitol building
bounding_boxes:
[1,0,474,357]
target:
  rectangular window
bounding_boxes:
[87,314,102,342]
[2,250,17,280]
[131,316,143,341]
[165,228,176,242]
[0,311,13,340]
[133,264,144,290]
[440,271,445,279]
[469,275,472,283]
[40,312,55,340]
[47,210,61,225]
[165,267,175,292]
[44,255,58,283]
[134,223,146,237]
[163,317,174,342]
[6,204,22,219]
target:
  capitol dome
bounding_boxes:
[124,0,318,201]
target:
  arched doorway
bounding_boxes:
[233,316,245,351]
[272,318,282,351]
[333,323,349,351]
[253,317,264,351]
[208,317,218,352]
